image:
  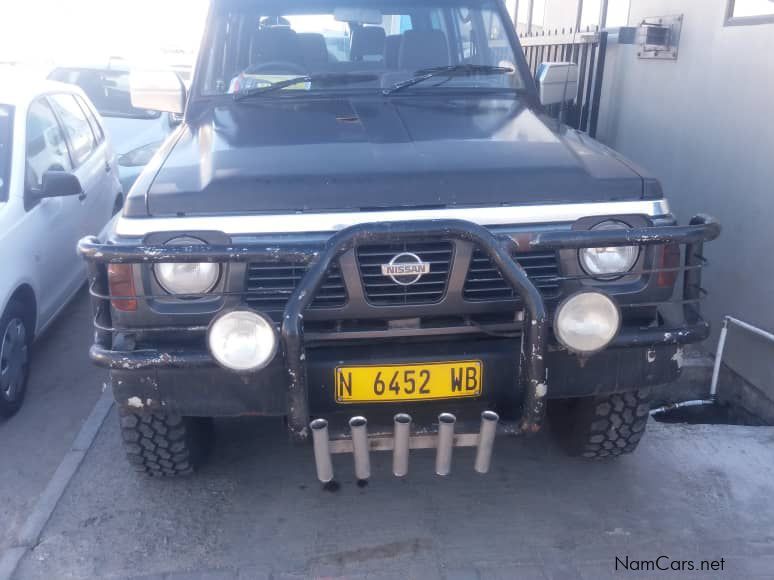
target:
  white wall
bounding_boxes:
[542,0,580,32]
[537,0,632,33]
[597,0,774,394]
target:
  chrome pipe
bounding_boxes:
[392,414,412,477]
[474,411,499,474]
[650,399,715,416]
[657,316,774,417]
[435,413,456,476]
[709,317,729,400]
[310,418,334,484]
[349,416,370,481]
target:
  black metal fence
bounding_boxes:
[519,28,608,138]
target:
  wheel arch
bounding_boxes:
[3,284,38,340]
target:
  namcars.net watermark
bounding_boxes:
[616,556,726,573]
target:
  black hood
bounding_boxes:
[127,95,647,217]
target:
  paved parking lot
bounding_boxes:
[1,291,105,553]
[3,292,774,580]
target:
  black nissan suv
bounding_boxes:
[79,0,719,481]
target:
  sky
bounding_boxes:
[0,0,209,66]
[0,0,640,68]
[510,0,631,30]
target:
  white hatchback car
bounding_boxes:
[0,76,123,417]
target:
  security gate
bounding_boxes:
[519,28,608,138]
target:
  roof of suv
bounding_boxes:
[0,73,80,107]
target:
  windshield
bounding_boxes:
[0,105,11,201]
[198,0,525,96]
[48,68,162,120]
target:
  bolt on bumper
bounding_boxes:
[78,214,721,446]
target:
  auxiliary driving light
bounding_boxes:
[554,291,621,355]
[207,309,278,372]
[579,220,639,279]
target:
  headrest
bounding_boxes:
[399,29,450,71]
[384,35,402,69]
[298,33,328,67]
[351,26,387,62]
[251,27,303,65]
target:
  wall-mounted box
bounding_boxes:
[637,14,683,60]
[536,62,579,106]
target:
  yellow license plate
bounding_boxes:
[335,361,483,404]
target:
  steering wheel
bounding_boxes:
[246,61,307,75]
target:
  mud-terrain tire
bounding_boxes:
[548,389,651,459]
[119,409,213,476]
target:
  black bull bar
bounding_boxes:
[78,215,721,441]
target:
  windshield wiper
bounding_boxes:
[234,73,379,101]
[383,64,514,95]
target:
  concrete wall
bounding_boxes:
[595,0,774,395]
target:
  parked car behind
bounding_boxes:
[47,63,179,193]
[0,75,122,416]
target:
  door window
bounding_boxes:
[48,94,97,167]
[0,105,12,202]
[25,99,72,193]
[76,95,105,144]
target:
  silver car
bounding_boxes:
[0,75,122,416]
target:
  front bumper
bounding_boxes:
[80,215,720,443]
[105,340,686,417]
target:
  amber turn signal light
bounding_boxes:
[107,264,138,311]
[657,244,681,288]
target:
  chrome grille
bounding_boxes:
[463,249,560,302]
[357,242,454,306]
[245,261,347,315]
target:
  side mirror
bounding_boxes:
[130,70,186,115]
[168,111,184,128]
[536,62,579,106]
[38,171,83,199]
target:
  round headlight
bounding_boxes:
[208,310,278,372]
[153,237,220,296]
[579,221,639,279]
[554,291,621,355]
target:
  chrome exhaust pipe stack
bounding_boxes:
[392,414,412,477]
[435,413,456,476]
[310,418,334,484]
[474,411,499,474]
[349,416,371,481]
[310,410,502,482]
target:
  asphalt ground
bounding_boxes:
[1,291,105,553]
[3,290,774,579]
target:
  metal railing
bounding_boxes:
[519,27,608,137]
[651,316,774,416]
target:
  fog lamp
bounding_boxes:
[207,310,278,372]
[554,291,621,355]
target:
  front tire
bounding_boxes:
[548,389,651,459]
[0,300,32,418]
[119,409,213,477]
